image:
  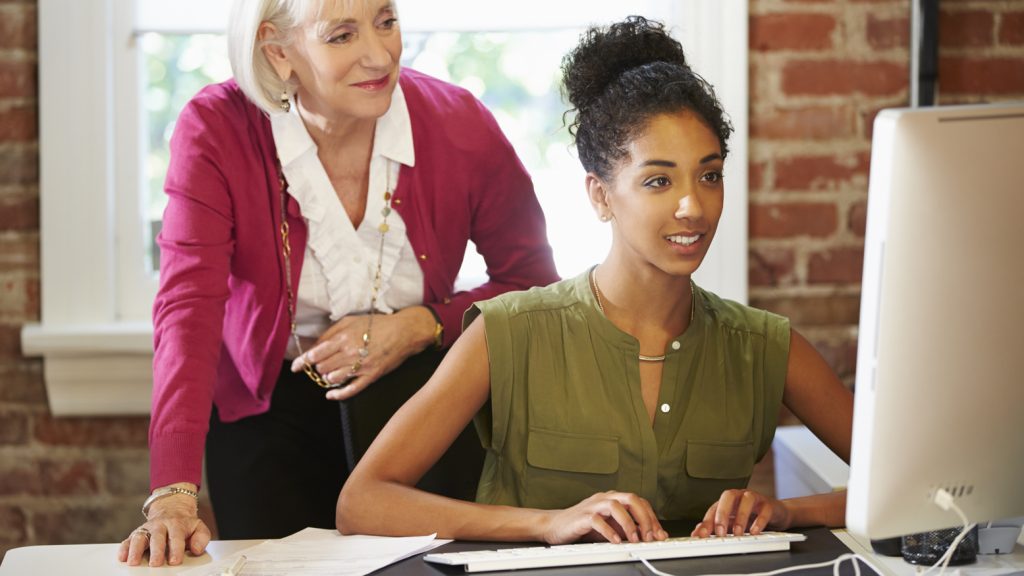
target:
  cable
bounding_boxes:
[919,488,978,576]
[637,552,887,576]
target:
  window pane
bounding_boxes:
[140,29,604,279]
[140,33,231,272]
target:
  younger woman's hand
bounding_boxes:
[691,489,792,538]
[541,491,669,545]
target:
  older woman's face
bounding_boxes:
[285,0,402,122]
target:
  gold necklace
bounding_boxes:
[589,266,695,363]
[279,161,393,388]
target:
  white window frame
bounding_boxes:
[23,0,748,416]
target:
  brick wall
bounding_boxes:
[748,0,1024,409]
[1,0,1023,560]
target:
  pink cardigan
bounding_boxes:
[150,69,558,489]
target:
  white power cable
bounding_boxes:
[638,552,887,576]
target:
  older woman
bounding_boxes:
[118,0,557,567]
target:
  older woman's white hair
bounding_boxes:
[228,0,389,114]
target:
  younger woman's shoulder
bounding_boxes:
[464,277,579,329]
[696,286,790,337]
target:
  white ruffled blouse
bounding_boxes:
[270,83,423,357]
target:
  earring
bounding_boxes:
[600,214,611,222]
[279,90,290,113]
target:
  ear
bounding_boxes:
[586,173,613,222]
[258,22,293,83]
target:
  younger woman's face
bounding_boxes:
[596,110,725,277]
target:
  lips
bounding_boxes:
[352,75,390,91]
[665,232,706,255]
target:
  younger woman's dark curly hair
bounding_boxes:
[561,16,733,180]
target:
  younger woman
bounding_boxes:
[337,16,853,544]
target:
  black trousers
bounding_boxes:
[206,351,485,540]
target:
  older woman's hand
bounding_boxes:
[291,306,437,401]
[691,488,792,538]
[117,490,211,566]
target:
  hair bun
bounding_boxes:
[562,16,689,113]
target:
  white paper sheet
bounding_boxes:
[178,528,450,576]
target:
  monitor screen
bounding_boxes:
[846,103,1024,539]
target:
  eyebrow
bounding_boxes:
[320,3,394,28]
[639,153,722,168]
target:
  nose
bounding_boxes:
[674,191,704,221]
[360,29,394,70]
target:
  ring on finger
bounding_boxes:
[133,527,151,539]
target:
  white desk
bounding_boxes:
[2,533,1022,576]
[0,539,260,575]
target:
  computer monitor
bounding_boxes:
[846,102,1024,540]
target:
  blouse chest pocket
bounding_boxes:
[662,439,756,521]
[523,427,620,509]
[685,440,755,479]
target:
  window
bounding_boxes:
[25,0,748,415]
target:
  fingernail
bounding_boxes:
[734,524,743,536]
[716,525,725,537]
[646,531,654,541]
[290,357,302,372]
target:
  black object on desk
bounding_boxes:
[378,526,868,576]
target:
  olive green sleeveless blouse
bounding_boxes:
[463,270,791,520]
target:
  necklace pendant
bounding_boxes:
[378,222,390,233]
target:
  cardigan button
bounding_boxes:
[393,198,402,205]
[443,297,451,304]
[419,254,427,261]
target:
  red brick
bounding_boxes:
[808,334,859,381]
[41,459,100,495]
[749,246,797,287]
[104,455,151,496]
[0,270,39,321]
[808,247,865,284]
[939,10,994,48]
[0,460,40,496]
[0,506,27,546]
[0,103,37,142]
[866,15,909,50]
[749,202,839,239]
[749,160,767,192]
[0,362,47,406]
[0,324,23,359]
[940,57,1024,95]
[783,60,907,96]
[33,505,141,545]
[0,147,39,186]
[0,410,29,445]
[751,105,855,140]
[999,12,1024,45]
[849,200,868,237]
[774,152,871,191]
[749,294,861,327]
[34,415,150,448]
[0,59,35,99]
[0,233,39,270]
[0,193,39,231]
[751,13,836,51]
[0,5,35,51]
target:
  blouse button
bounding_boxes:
[660,403,671,413]
[671,341,681,350]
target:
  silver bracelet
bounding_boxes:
[141,486,199,518]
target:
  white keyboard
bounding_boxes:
[423,531,807,572]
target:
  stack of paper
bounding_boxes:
[179,528,450,576]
